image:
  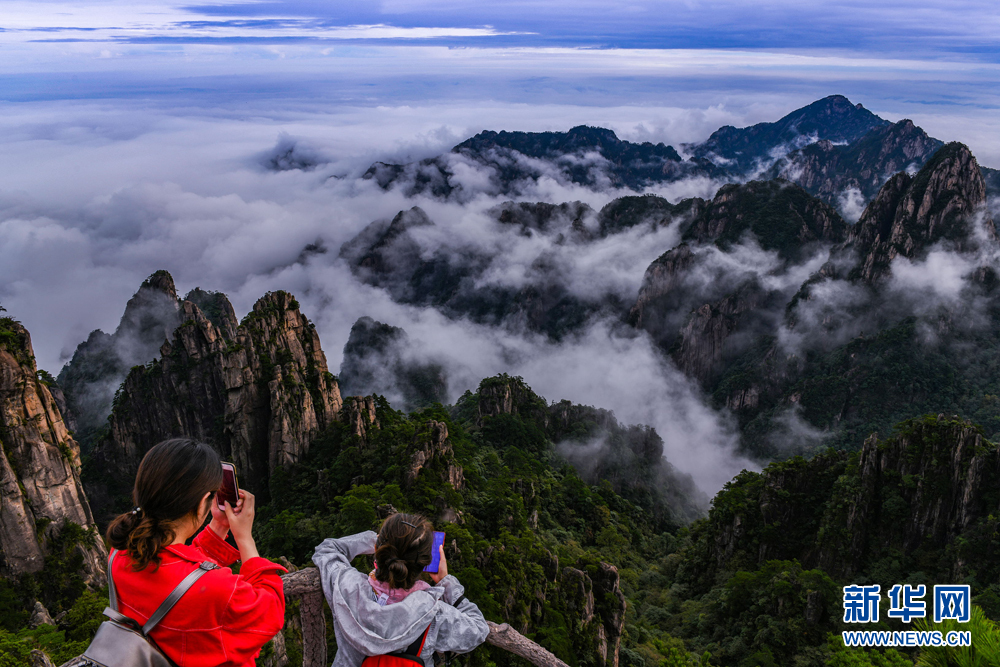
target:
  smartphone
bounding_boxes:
[218,462,239,510]
[423,531,446,573]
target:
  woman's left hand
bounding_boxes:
[209,492,244,538]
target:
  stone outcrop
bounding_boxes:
[835,417,1000,579]
[596,195,705,238]
[406,420,463,491]
[339,207,621,341]
[57,271,183,443]
[87,289,342,517]
[627,244,698,332]
[341,395,379,443]
[672,280,770,382]
[477,376,706,526]
[0,319,105,582]
[768,119,944,202]
[556,564,626,667]
[684,416,1000,589]
[28,601,54,628]
[629,180,846,384]
[57,272,243,450]
[477,375,548,424]
[845,142,995,282]
[682,179,847,256]
[338,317,447,411]
[690,95,889,173]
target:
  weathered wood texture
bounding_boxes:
[485,621,571,667]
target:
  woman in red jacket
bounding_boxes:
[105,438,287,667]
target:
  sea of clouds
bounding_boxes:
[3,87,1000,496]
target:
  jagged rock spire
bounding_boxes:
[848,142,994,282]
[88,289,342,519]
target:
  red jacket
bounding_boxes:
[110,527,287,667]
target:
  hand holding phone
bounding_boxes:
[423,531,446,574]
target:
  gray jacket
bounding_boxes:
[313,531,490,667]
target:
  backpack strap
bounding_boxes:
[402,624,432,658]
[143,561,219,635]
[106,549,219,636]
[102,606,142,632]
[107,550,120,612]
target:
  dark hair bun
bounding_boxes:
[374,513,434,590]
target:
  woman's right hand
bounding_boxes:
[430,545,448,584]
[224,490,259,560]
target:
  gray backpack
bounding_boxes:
[82,550,219,667]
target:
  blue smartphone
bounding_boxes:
[423,531,446,573]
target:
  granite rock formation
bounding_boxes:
[57,271,183,445]
[0,319,105,583]
[767,119,944,204]
[338,317,447,411]
[682,416,1000,589]
[843,142,994,283]
[86,287,342,518]
[629,179,847,383]
[688,95,890,174]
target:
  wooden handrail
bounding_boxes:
[281,568,569,667]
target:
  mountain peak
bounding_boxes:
[566,125,621,143]
[849,142,991,282]
[692,95,889,171]
[139,269,178,299]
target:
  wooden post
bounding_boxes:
[282,569,327,667]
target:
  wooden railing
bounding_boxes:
[281,568,569,667]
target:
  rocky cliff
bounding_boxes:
[57,271,182,445]
[340,204,626,340]
[0,317,105,583]
[843,142,994,282]
[680,415,1000,592]
[57,272,243,450]
[629,179,846,383]
[625,142,1000,459]
[86,287,342,519]
[469,374,706,526]
[338,316,447,411]
[767,118,944,204]
[689,95,890,174]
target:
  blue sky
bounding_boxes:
[2,0,998,117]
[5,0,999,53]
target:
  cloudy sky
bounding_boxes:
[2,0,1000,492]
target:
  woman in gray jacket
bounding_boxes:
[312,513,490,667]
